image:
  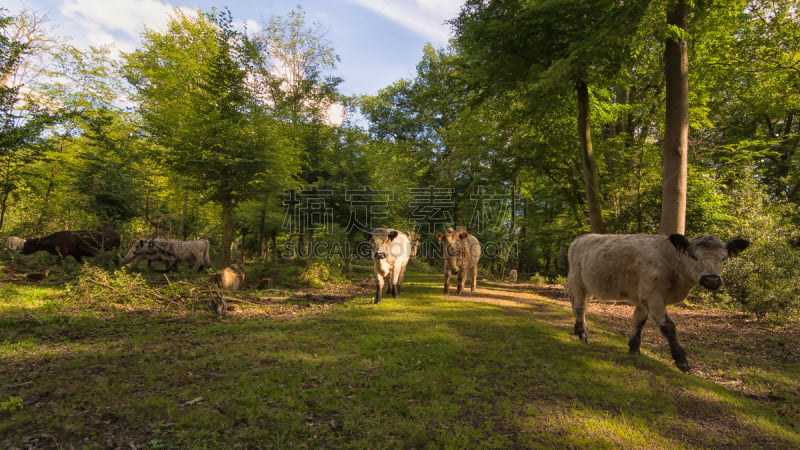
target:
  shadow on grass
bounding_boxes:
[0,271,798,448]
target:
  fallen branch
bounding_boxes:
[181,396,203,406]
[85,278,123,296]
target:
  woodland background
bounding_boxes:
[2,0,799,321]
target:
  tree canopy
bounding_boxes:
[2,1,799,315]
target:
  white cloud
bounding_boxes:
[61,0,174,37]
[345,0,462,45]
[57,0,199,52]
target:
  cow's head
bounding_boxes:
[365,229,399,260]
[21,238,40,255]
[669,234,749,290]
[436,228,469,258]
[133,239,149,253]
[121,239,146,264]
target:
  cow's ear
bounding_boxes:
[363,231,372,241]
[459,232,469,240]
[435,232,444,240]
[727,238,749,257]
[388,230,398,241]
[668,234,690,253]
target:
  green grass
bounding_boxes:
[1,269,799,448]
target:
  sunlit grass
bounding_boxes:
[1,270,798,448]
[0,284,60,311]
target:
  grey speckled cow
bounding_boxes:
[567,233,749,372]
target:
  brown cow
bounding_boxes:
[436,227,482,294]
[365,228,412,304]
[22,230,120,263]
[568,233,749,372]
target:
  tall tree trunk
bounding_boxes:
[345,231,354,273]
[257,208,266,258]
[0,188,9,232]
[661,0,689,235]
[221,201,233,266]
[0,157,11,232]
[510,173,518,269]
[178,187,188,239]
[577,79,604,233]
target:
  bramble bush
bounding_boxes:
[692,170,800,323]
[298,258,347,288]
[251,258,347,289]
[718,240,800,322]
[59,264,202,315]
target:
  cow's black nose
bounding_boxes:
[375,252,387,259]
[699,275,722,290]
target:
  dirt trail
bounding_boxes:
[445,279,800,398]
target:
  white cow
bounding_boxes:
[567,233,749,372]
[5,236,25,252]
[365,228,412,304]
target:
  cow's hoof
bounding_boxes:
[676,361,691,372]
[629,348,641,355]
[373,298,381,304]
[573,324,589,343]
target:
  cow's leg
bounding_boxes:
[391,266,400,298]
[374,273,384,304]
[568,278,589,343]
[457,270,466,294]
[158,259,170,272]
[650,305,690,372]
[399,261,408,284]
[443,269,450,294]
[628,305,649,354]
[469,265,478,292]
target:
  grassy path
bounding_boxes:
[1,270,799,448]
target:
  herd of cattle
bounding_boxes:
[5,230,211,272]
[364,227,750,372]
[5,227,750,372]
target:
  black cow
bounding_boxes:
[22,230,121,263]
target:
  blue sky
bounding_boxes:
[5,0,463,96]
